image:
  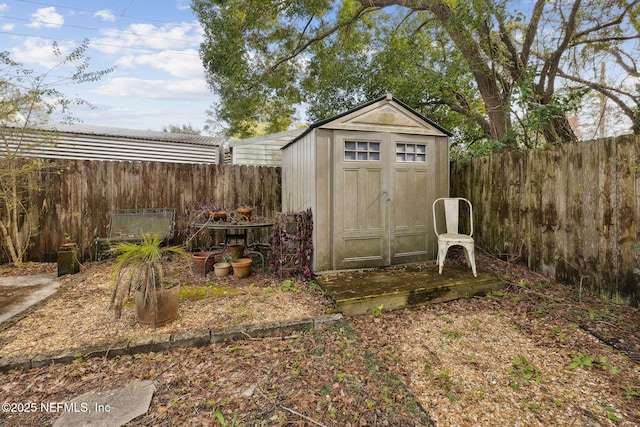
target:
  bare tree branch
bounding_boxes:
[558,69,638,119]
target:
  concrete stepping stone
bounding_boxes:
[0,274,60,325]
[53,379,155,427]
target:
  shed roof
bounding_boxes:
[229,128,307,148]
[283,94,452,149]
[2,123,223,164]
[38,123,224,146]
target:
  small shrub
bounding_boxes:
[441,328,463,339]
[569,352,618,373]
[508,355,545,389]
[279,279,300,292]
[370,304,384,316]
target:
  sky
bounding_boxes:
[0,0,213,132]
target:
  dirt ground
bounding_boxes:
[1,253,639,426]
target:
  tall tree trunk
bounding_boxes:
[474,76,513,146]
[0,220,20,267]
[543,114,578,145]
[416,0,516,147]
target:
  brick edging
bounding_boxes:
[0,314,343,372]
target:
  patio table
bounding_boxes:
[191,220,274,275]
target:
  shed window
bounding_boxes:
[344,141,380,161]
[396,143,427,162]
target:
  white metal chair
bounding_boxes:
[432,197,477,277]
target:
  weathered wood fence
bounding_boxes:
[15,160,281,261]
[451,134,640,306]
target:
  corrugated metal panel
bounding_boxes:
[41,123,223,146]
[2,124,223,164]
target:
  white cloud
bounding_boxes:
[94,9,116,22]
[28,7,64,29]
[92,77,208,101]
[10,38,75,69]
[116,49,203,79]
[78,100,210,131]
[94,22,202,53]
[0,3,8,12]
[176,1,192,11]
[1,23,14,31]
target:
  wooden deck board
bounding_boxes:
[317,263,505,316]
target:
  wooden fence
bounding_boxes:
[14,160,281,261]
[451,134,640,306]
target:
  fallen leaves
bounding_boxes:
[1,253,640,426]
[0,261,332,358]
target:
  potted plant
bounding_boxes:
[232,257,253,278]
[213,255,233,277]
[109,234,190,328]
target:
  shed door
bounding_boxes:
[333,131,388,269]
[333,131,435,270]
[389,133,435,264]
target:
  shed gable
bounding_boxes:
[317,99,447,136]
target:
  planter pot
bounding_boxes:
[135,284,179,328]
[214,262,231,277]
[210,211,227,222]
[192,251,216,275]
[237,207,252,220]
[232,258,253,278]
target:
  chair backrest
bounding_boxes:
[432,197,473,236]
[108,208,175,239]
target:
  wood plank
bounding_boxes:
[318,264,505,316]
[15,160,281,261]
[451,135,640,306]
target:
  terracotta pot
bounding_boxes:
[210,211,227,222]
[135,284,179,328]
[191,251,216,275]
[213,262,231,277]
[231,258,253,278]
[237,207,252,220]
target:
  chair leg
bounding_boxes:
[469,248,477,277]
[462,244,477,277]
[437,243,449,274]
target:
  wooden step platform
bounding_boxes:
[317,262,505,316]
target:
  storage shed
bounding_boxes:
[282,94,451,272]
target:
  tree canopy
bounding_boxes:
[162,123,201,134]
[193,0,640,154]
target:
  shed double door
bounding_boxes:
[333,131,435,270]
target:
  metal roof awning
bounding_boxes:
[229,128,307,148]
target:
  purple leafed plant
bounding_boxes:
[269,209,314,281]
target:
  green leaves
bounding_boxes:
[109,234,189,319]
[194,0,328,137]
[194,0,639,148]
[569,352,619,373]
